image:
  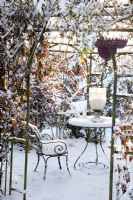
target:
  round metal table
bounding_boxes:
[68,116,121,169]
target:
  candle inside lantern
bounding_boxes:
[89,88,107,122]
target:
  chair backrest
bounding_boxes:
[28,123,42,140]
[22,121,68,157]
[22,121,42,152]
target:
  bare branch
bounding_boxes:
[55,77,72,96]
[6,41,24,59]
[106,13,133,30]
[103,8,116,20]
[1,27,14,40]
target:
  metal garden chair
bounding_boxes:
[24,122,71,179]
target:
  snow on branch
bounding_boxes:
[56,77,72,96]
[69,84,87,103]
[6,41,24,59]
[106,13,133,30]
[1,27,14,40]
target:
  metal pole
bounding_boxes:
[0,130,2,193]
[4,152,8,195]
[86,54,92,115]
[9,142,13,195]
[9,126,14,195]
[22,22,48,200]
[109,54,117,200]
[0,160,2,193]
[23,70,30,200]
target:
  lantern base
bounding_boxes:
[91,110,105,123]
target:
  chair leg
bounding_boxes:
[34,154,40,172]
[65,154,71,176]
[43,158,48,180]
[58,156,62,170]
[95,142,98,165]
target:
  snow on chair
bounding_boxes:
[23,122,71,179]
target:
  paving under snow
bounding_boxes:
[1,129,133,200]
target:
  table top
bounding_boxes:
[57,110,90,116]
[68,116,121,128]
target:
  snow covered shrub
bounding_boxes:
[114,122,133,159]
[114,122,133,199]
[115,164,131,199]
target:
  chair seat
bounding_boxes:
[41,140,67,156]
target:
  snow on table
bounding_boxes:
[68,116,121,128]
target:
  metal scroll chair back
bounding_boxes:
[23,122,71,179]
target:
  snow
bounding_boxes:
[68,116,121,128]
[57,100,87,117]
[42,140,67,155]
[70,100,87,113]
[59,0,68,15]
[1,128,133,200]
[0,91,5,98]
[117,93,133,98]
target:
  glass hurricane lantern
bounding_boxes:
[89,87,107,123]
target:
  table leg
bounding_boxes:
[74,128,109,170]
[85,129,108,168]
[95,142,98,164]
[99,132,109,163]
[74,142,89,168]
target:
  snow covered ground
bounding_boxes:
[1,128,133,200]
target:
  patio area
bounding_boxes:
[2,129,133,200]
